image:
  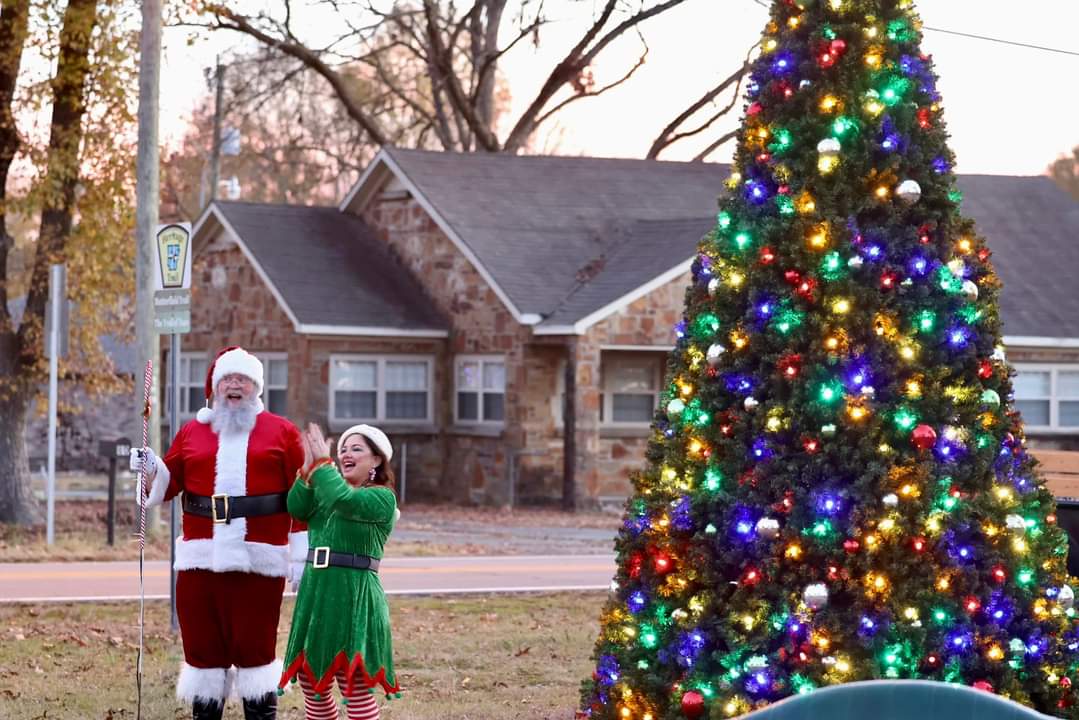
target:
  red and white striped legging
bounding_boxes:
[297,670,380,720]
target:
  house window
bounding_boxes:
[603,353,663,425]
[255,353,288,416]
[455,356,506,424]
[1014,365,1079,430]
[330,355,433,424]
[553,351,666,427]
[165,353,210,421]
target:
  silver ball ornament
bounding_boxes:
[821,423,837,438]
[962,280,979,300]
[1060,585,1075,610]
[667,398,685,416]
[883,493,899,507]
[981,389,1000,408]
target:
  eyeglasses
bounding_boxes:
[220,374,254,386]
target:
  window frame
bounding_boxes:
[165,351,211,423]
[553,351,665,428]
[602,353,663,427]
[329,354,435,425]
[454,354,507,426]
[1013,363,1079,432]
[254,352,288,416]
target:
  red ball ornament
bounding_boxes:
[759,246,776,265]
[681,690,706,719]
[830,39,847,55]
[972,681,994,693]
[843,538,860,554]
[912,424,937,450]
[784,269,802,285]
[978,360,994,379]
[1062,677,1073,689]
[748,102,763,116]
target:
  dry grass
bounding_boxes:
[0,591,603,719]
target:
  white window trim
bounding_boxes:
[454,354,507,426]
[1014,363,1079,433]
[602,354,663,428]
[329,354,435,425]
[255,352,288,416]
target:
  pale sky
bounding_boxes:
[161,1,1079,177]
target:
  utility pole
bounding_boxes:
[208,62,225,206]
[135,0,161,527]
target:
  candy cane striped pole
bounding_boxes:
[135,360,152,720]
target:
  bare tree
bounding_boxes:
[182,0,745,157]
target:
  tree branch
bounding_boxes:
[206,5,389,146]
[692,128,739,162]
[647,54,752,159]
[534,43,648,129]
[504,0,690,153]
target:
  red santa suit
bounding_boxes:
[143,347,306,706]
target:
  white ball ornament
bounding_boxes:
[896,179,922,204]
[817,138,841,158]
[883,493,899,507]
[708,277,720,297]
[804,583,829,610]
[707,343,726,367]
[1060,585,1075,610]
[667,398,686,416]
[756,517,780,539]
[744,397,760,412]
[962,280,979,300]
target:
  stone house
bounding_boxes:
[182,148,1079,507]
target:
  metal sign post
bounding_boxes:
[154,222,192,631]
[44,264,67,546]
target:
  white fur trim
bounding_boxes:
[288,531,308,562]
[144,458,171,508]
[174,536,290,577]
[234,659,283,700]
[212,348,264,397]
[215,428,249,497]
[337,424,393,461]
[177,663,227,703]
[394,507,401,523]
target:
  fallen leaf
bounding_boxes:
[514,646,531,657]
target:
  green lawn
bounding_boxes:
[0,591,602,719]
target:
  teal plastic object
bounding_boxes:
[739,681,1052,720]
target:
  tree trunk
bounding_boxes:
[0,391,38,524]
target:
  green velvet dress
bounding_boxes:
[279,463,399,697]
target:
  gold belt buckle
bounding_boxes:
[211,494,230,524]
[312,546,331,569]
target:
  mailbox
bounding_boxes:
[99,437,132,459]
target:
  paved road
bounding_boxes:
[0,554,616,603]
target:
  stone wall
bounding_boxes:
[362,195,534,504]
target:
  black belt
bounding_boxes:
[306,547,381,573]
[182,492,287,524]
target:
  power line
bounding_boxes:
[745,0,1079,58]
[922,26,1079,58]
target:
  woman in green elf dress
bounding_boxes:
[279,422,400,719]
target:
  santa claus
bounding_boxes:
[132,346,306,720]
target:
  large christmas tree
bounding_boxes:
[580,1,1079,718]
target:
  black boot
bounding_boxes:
[192,699,224,720]
[242,691,278,720]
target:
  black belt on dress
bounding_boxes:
[182,492,288,524]
[306,547,381,573]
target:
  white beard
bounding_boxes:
[211,396,260,436]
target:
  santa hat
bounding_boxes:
[195,346,265,424]
[337,424,393,461]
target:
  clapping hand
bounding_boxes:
[301,423,332,479]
